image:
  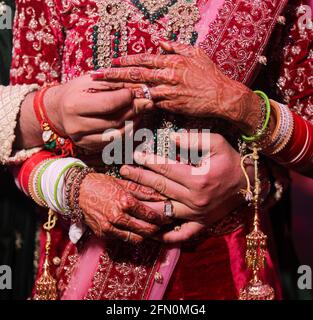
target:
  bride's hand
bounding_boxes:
[91,42,261,135]
[79,173,168,244]
[119,133,251,243]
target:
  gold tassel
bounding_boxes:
[239,145,275,300]
[34,209,58,300]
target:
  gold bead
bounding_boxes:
[277,16,286,25]
[154,272,163,284]
[52,257,61,266]
[258,55,267,66]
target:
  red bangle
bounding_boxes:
[274,113,313,172]
[17,151,54,195]
[33,85,75,156]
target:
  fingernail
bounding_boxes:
[90,71,104,80]
[112,58,121,65]
[120,165,130,177]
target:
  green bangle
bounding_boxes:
[37,159,57,203]
[53,162,86,212]
[241,90,271,142]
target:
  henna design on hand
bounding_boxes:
[92,42,261,135]
[116,179,166,201]
[78,173,168,244]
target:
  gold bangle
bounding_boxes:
[28,160,50,208]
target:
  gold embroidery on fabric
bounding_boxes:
[199,0,288,84]
[84,241,162,300]
[93,0,199,68]
[56,243,79,293]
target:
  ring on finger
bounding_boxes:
[142,84,152,100]
[164,199,174,218]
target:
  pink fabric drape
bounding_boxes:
[196,0,225,42]
[61,236,104,300]
[148,247,181,300]
[62,237,181,300]
[61,0,227,300]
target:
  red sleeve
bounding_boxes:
[10,0,64,85]
[273,6,313,177]
[277,8,313,120]
[10,1,66,195]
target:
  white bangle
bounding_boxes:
[40,158,86,213]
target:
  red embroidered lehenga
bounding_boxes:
[10,0,313,300]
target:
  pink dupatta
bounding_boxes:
[61,0,225,300]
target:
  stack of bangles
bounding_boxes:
[241,91,294,154]
[17,151,94,242]
[242,90,313,175]
[270,106,313,173]
[34,85,75,156]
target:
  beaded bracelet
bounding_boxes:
[63,167,95,223]
[241,90,271,143]
[70,167,95,223]
[63,167,81,220]
[53,162,86,212]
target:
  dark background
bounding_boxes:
[0,0,37,300]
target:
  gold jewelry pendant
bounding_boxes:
[167,0,200,44]
[141,0,171,14]
[95,0,130,68]
[239,214,275,300]
[239,145,275,300]
[34,209,58,300]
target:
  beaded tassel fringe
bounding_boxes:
[239,145,275,300]
[34,209,58,300]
